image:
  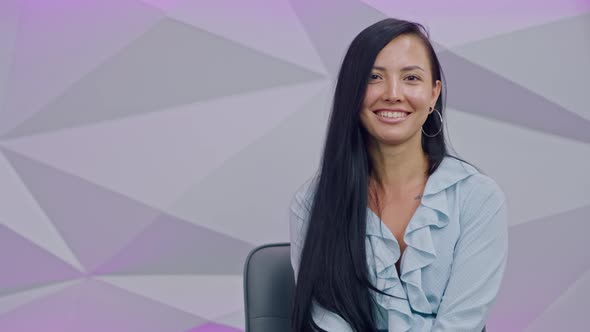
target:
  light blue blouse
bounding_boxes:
[289,157,508,331]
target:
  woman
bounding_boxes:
[289,18,508,331]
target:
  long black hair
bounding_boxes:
[291,18,449,331]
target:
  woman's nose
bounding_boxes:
[383,80,402,102]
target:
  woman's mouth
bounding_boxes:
[374,110,410,123]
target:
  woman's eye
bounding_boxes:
[405,75,420,81]
[369,74,381,80]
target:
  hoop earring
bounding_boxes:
[422,107,443,138]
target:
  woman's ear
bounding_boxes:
[431,80,442,105]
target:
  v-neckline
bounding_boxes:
[367,201,424,244]
[367,203,424,277]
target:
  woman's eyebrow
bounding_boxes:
[372,65,425,72]
[401,65,425,72]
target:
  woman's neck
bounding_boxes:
[368,139,429,197]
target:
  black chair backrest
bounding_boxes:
[243,243,294,332]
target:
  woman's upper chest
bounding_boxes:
[373,195,422,256]
[367,192,463,284]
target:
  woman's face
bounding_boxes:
[360,34,441,147]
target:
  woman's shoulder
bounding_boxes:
[290,175,319,214]
[450,164,507,224]
[441,157,504,199]
[460,170,505,206]
[437,157,506,218]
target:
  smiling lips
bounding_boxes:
[373,109,410,122]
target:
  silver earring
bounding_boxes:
[422,107,443,138]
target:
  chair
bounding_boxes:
[244,243,294,332]
[243,243,486,332]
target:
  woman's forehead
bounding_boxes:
[373,35,431,70]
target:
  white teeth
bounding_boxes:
[377,111,407,118]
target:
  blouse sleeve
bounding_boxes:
[289,179,355,331]
[431,176,509,332]
[289,180,312,284]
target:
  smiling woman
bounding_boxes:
[360,35,441,146]
[289,18,507,332]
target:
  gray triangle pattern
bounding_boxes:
[439,47,590,143]
[1,147,252,276]
[451,13,590,120]
[289,0,387,76]
[170,88,332,244]
[0,0,20,114]
[3,18,325,138]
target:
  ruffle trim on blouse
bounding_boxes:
[366,226,412,331]
[365,157,478,331]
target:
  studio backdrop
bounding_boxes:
[0,0,588,331]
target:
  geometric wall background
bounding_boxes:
[0,0,588,331]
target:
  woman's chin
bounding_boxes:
[372,131,421,147]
